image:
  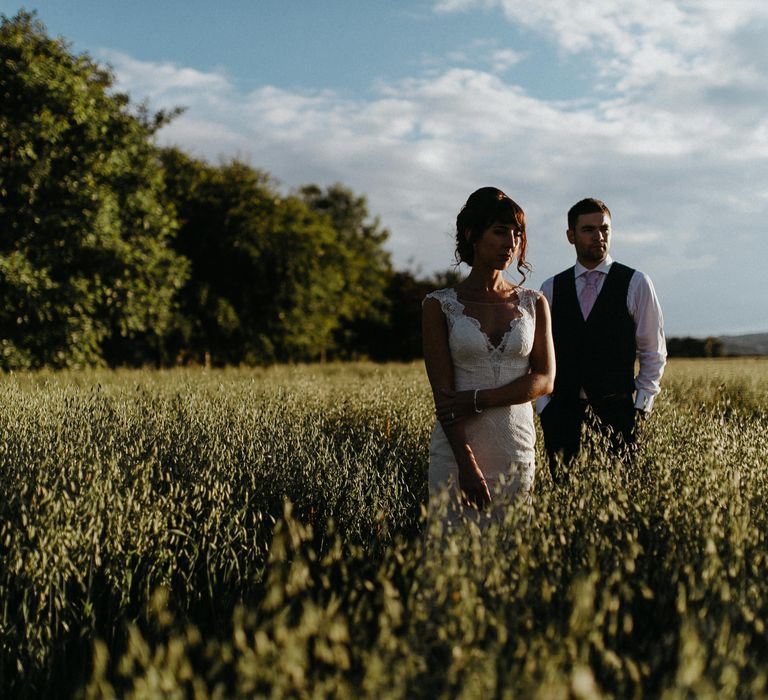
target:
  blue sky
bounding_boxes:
[4,1,768,335]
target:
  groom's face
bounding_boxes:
[567,212,611,267]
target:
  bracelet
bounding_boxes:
[473,389,483,414]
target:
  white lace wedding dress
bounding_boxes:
[424,286,539,526]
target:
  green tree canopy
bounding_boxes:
[666,336,724,358]
[359,268,462,361]
[0,11,187,368]
[162,149,372,364]
[298,184,393,357]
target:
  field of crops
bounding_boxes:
[1,359,767,698]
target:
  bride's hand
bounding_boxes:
[436,389,475,426]
[457,454,491,509]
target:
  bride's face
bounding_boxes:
[472,220,521,270]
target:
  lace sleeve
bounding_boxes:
[423,288,461,331]
[422,290,440,307]
[518,287,540,319]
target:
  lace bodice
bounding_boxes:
[424,286,539,389]
[425,285,540,523]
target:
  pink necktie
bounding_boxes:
[579,270,601,319]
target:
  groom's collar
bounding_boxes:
[574,255,613,278]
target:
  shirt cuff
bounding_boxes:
[535,395,551,414]
[634,390,656,412]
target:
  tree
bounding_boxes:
[703,336,724,358]
[299,184,393,358]
[351,268,462,361]
[161,150,356,364]
[0,11,188,368]
[666,336,724,358]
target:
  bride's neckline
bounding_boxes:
[453,285,520,305]
[446,287,524,351]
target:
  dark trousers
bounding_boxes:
[540,393,637,483]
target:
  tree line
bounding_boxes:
[665,336,724,358]
[1,11,456,369]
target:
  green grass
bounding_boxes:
[1,360,767,698]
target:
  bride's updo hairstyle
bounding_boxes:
[455,187,531,281]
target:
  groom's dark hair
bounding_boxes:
[568,198,611,231]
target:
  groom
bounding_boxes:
[537,198,667,481]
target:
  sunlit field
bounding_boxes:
[1,359,767,698]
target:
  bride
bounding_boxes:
[422,187,555,526]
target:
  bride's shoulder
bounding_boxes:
[423,287,462,318]
[423,286,457,303]
[515,285,544,310]
[515,284,541,298]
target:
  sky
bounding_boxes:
[4,0,768,336]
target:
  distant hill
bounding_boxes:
[718,333,768,356]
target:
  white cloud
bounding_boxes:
[102,2,768,334]
[99,49,232,101]
[491,48,525,72]
[434,0,768,103]
[433,0,494,12]
[425,39,525,76]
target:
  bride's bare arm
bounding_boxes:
[436,293,555,426]
[423,297,491,507]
